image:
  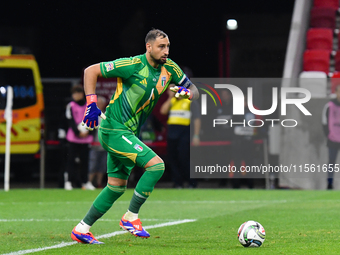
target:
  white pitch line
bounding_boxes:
[146,200,288,204]
[0,200,288,205]
[1,219,196,255]
[96,219,196,239]
[0,218,184,222]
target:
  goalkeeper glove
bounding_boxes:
[81,94,106,130]
[169,86,193,99]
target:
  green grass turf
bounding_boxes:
[0,189,339,254]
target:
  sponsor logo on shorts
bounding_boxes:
[134,144,143,152]
[105,63,114,72]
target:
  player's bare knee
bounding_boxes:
[144,162,165,182]
[107,177,127,187]
[145,155,164,168]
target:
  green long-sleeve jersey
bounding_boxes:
[99,53,186,136]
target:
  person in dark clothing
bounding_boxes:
[322,85,340,189]
[64,84,94,190]
[160,85,201,188]
[213,89,234,187]
[231,97,264,189]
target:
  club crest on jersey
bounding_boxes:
[161,76,166,87]
[134,144,143,152]
[105,63,114,72]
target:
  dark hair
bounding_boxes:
[70,84,84,94]
[145,28,168,44]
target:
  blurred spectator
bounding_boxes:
[64,84,94,190]
[322,85,340,190]
[160,85,201,188]
[213,89,234,187]
[215,89,234,140]
[230,96,263,189]
[88,96,107,189]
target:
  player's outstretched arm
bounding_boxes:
[189,84,199,101]
[84,64,102,95]
[81,63,106,130]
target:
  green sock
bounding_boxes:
[83,184,126,226]
[128,163,165,213]
[83,205,104,226]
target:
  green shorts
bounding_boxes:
[98,126,157,180]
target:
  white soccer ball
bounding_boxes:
[238,220,265,247]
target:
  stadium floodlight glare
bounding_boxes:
[0,86,6,94]
[227,19,238,30]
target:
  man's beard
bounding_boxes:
[150,54,166,65]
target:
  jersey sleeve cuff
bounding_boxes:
[100,62,108,78]
[178,75,192,88]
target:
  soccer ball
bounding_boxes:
[238,220,265,247]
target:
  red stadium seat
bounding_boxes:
[331,71,340,93]
[310,7,336,29]
[306,28,333,50]
[314,0,339,11]
[303,50,331,74]
[334,51,340,71]
[337,32,340,49]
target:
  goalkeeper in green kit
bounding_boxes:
[71,29,199,244]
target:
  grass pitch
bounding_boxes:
[0,188,339,254]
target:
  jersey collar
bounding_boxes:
[143,53,162,72]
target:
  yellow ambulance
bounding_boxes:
[0,46,44,154]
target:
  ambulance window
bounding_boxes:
[0,68,37,109]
